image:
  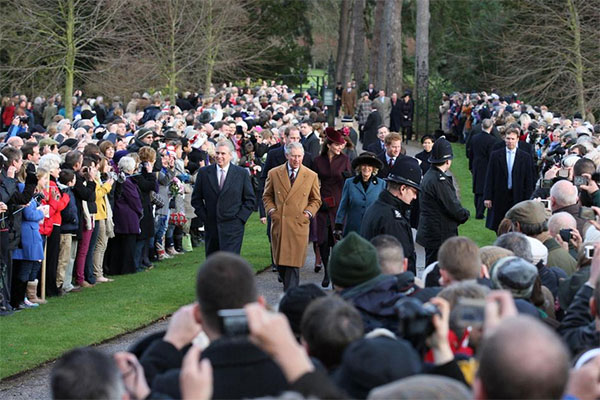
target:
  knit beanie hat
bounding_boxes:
[329,232,381,288]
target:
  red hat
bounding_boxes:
[325,127,346,145]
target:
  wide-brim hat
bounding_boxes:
[325,127,346,145]
[352,151,383,170]
[386,156,422,190]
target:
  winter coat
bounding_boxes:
[336,175,385,235]
[12,185,44,261]
[39,178,70,236]
[113,178,143,235]
[263,164,321,267]
[59,185,79,234]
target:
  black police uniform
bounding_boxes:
[416,138,470,266]
[360,157,422,274]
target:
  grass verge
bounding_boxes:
[0,213,271,379]
[450,143,498,247]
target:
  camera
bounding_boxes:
[539,199,551,210]
[453,297,485,328]
[395,297,440,352]
[574,176,588,187]
[585,245,595,259]
[559,228,572,242]
[218,309,249,337]
[540,179,553,189]
[19,116,29,124]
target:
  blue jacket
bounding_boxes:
[12,185,44,261]
[335,175,385,235]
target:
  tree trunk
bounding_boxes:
[341,1,355,85]
[376,0,394,93]
[168,2,177,101]
[414,0,430,136]
[369,0,385,88]
[352,0,367,90]
[567,0,585,117]
[64,0,75,120]
[385,0,403,95]
[335,0,351,84]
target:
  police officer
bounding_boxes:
[360,157,422,273]
[416,137,470,266]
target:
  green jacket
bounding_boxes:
[543,237,577,276]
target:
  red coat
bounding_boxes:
[40,179,70,236]
[313,153,352,243]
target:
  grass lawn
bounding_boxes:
[450,143,498,247]
[0,213,271,379]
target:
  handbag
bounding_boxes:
[182,234,193,252]
[150,191,166,209]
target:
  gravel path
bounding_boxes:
[0,141,430,399]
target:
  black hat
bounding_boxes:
[386,157,422,190]
[428,137,454,163]
[352,151,383,170]
[341,115,353,123]
[30,124,46,134]
[198,111,212,124]
[333,336,422,399]
[278,284,326,336]
[163,129,180,141]
[80,109,96,120]
[62,138,79,149]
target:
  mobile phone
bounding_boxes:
[541,179,553,189]
[557,168,570,178]
[585,245,595,259]
[559,228,572,242]
[574,176,588,187]
[217,309,249,337]
[578,206,596,220]
[539,199,550,210]
[454,298,486,328]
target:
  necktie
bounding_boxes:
[219,169,225,190]
[507,151,513,189]
[389,158,394,168]
[289,170,296,186]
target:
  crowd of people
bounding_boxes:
[2,81,600,399]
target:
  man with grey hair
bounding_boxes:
[263,142,321,291]
[54,119,73,143]
[550,180,588,235]
[192,140,256,257]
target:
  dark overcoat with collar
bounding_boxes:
[191,163,256,256]
[484,147,535,231]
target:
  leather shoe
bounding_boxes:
[80,281,95,288]
[314,263,323,273]
[271,264,278,273]
[68,286,82,293]
[321,276,330,288]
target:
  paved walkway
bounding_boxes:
[0,141,430,399]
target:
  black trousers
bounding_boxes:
[43,228,61,297]
[425,246,439,267]
[277,265,299,292]
[474,193,485,219]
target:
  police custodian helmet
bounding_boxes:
[386,157,422,190]
[428,136,454,164]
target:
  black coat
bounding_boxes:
[398,98,414,127]
[141,338,289,399]
[133,170,157,239]
[416,166,470,248]
[362,110,382,148]
[390,100,402,132]
[469,131,501,194]
[191,163,256,256]
[484,147,535,231]
[364,140,385,155]
[303,132,321,159]
[361,190,416,272]
[414,150,432,174]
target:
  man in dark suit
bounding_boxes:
[376,131,404,179]
[299,119,320,159]
[484,127,535,232]
[367,83,378,101]
[191,140,256,257]
[468,119,501,219]
[364,124,387,155]
[362,104,383,150]
[389,92,402,132]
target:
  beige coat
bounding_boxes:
[263,163,321,267]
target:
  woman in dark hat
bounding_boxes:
[414,134,435,174]
[313,127,352,287]
[335,152,385,237]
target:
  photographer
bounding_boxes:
[4,116,29,142]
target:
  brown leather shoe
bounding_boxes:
[80,281,95,288]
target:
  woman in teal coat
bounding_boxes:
[335,152,385,236]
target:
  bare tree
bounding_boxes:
[385,0,403,95]
[414,0,430,135]
[341,1,356,85]
[491,0,600,116]
[352,0,367,89]
[0,0,127,118]
[335,0,352,84]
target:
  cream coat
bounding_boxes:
[263,163,321,267]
